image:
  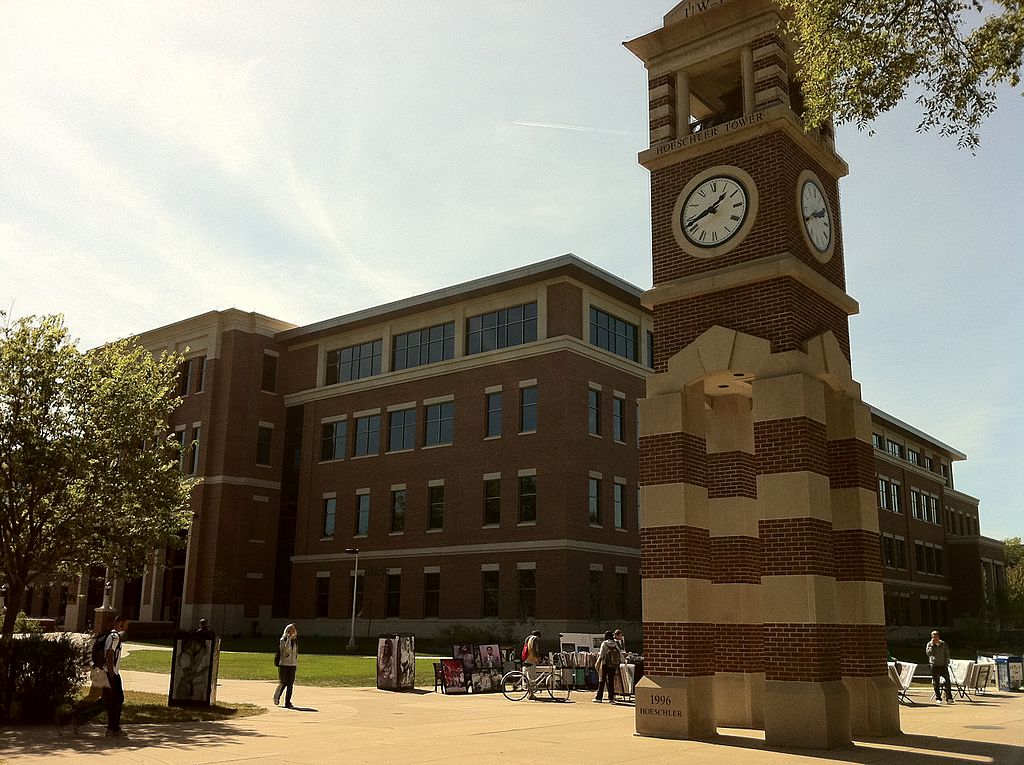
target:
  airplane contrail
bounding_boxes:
[512,120,636,136]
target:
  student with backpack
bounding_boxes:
[593,630,622,704]
[521,630,542,699]
[61,615,128,736]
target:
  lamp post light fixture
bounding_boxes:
[344,548,360,650]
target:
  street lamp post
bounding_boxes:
[345,548,359,651]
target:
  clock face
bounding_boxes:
[800,178,833,253]
[680,176,749,248]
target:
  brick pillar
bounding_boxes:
[752,34,790,111]
[647,74,677,146]
[636,380,716,739]
[753,372,851,749]
[706,394,764,728]
[826,392,902,736]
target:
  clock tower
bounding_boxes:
[625,0,900,749]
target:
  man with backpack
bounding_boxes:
[593,630,623,704]
[62,615,128,736]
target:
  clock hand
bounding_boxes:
[686,191,728,226]
[804,208,827,222]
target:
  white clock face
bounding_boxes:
[800,179,832,253]
[680,176,749,248]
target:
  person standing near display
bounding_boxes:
[593,630,623,704]
[613,629,625,653]
[522,630,542,699]
[926,630,954,705]
[274,624,299,708]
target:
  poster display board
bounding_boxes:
[441,658,467,693]
[168,630,220,707]
[377,634,416,691]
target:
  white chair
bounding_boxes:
[888,661,917,705]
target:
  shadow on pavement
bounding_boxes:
[0,720,268,758]
[710,731,1024,764]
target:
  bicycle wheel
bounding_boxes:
[501,671,529,701]
[547,672,571,702]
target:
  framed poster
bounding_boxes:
[454,643,478,673]
[377,636,398,690]
[478,644,501,669]
[471,669,503,693]
[441,658,467,693]
[168,631,218,707]
[398,634,416,690]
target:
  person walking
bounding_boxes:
[593,630,623,704]
[522,630,542,700]
[926,630,954,705]
[274,624,299,708]
[60,619,125,736]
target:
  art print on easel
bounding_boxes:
[478,643,501,669]
[441,658,466,693]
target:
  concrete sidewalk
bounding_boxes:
[2,672,1023,764]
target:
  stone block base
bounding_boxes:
[635,674,716,740]
[844,675,901,738]
[714,671,764,728]
[763,679,851,749]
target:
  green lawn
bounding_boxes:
[121,649,437,688]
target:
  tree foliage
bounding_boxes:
[780,0,1024,150]
[0,312,195,636]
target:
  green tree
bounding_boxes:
[780,0,1024,150]
[1004,536,1023,568]
[0,312,195,637]
[1004,536,1024,627]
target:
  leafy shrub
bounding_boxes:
[13,611,43,635]
[431,621,520,650]
[0,634,87,722]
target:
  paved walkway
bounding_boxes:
[2,673,1023,764]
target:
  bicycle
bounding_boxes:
[501,659,571,702]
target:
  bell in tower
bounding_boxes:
[625,0,900,749]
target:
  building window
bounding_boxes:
[388,408,416,452]
[588,569,602,620]
[516,569,536,619]
[588,478,601,525]
[188,426,201,475]
[353,414,381,456]
[385,573,401,618]
[872,433,884,450]
[924,455,934,471]
[519,386,537,433]
[646,330,654,370]
[588,389,601,435]
[315,576,329,618]
[424,402,454,446]
[392,322,456,371]
[613,397,625,442]
[589,306,638,361]
[428,484,444,530]
[178,358,193,396]
[423,572,440,618]
[615,572,627,619]
[326,339,382,385]
[466,302,538,355]
[261,352,278,393]
[323,497,337,537]
[481,570,499,617]
[907,449,920,466]
[256,425,273,466]
[194,356,207,393]
[878,477,901,513]
[321,420,347,461]
[484,478,501,526]
[885,439,904,459]
[355,494,370,536]
[881,535,906,569]
[614,482,626,530]
[390,490,406,533]
[518,475,537,523]
[486,392,503,438]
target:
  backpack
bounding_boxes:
[91,630,115,668]
[605,642,622,667]
[521,636,534,661]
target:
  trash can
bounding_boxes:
[995,655,1023,692]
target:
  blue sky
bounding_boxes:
[1,2,1020,539]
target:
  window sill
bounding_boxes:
[589,433,602,439]
[614,527,628,533]
[590,523,603,529]
[318,458,345,464]
[352,453,378,460]
[517,521,536,527]
[484,435,501,441]
[256,462,272,468]
[386,448,414,455]
[320,536,334,542]
[482,523,500,529]
[422,443,453,450]
[426,528,443,534]
[518,430,537,436]
[614,439,626,445]
[389,531,405,536]
[354,534,368,539]
[248,539,266,544]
